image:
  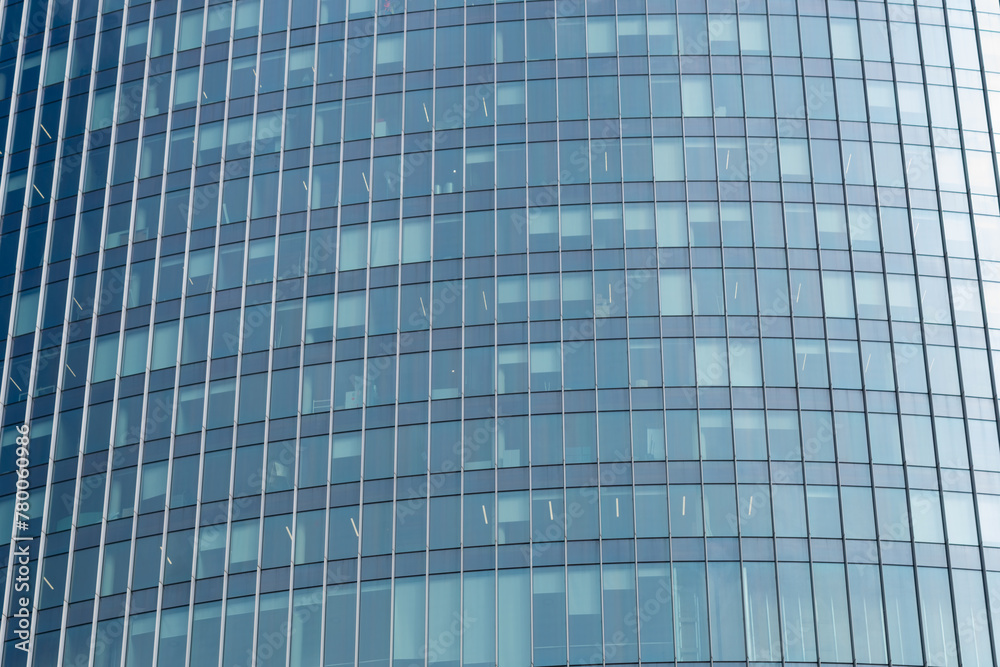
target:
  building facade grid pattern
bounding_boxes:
[0,0,1000,665]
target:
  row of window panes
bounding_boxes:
[38,261,989,346]
[25,74,994,201]
[31,18,988,135]
[44,201,994,269]
[33,11,987,84]
[37,563,1000,666]
[10,247,996,332]
[67,302,990,394]
[19,333,993,408]
[28,483,1000,597]
[22,433,1000,545]
[13,9,1000,117]
[25,203,997,320]
[112,73,985,135]
[51,354,999,466]
[26,410,992,499]
[44,144,986,230]
[32,56,994,146]
[70,138,989,215]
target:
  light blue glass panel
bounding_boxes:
[875,487,911,541]
[960,347,993,398]
[952,569,993,667]
[497,275,527,322]
[658,269,691,315]
[602,564,638,662]
[326,583,357,667]
[565,487,599,539]
[670,484,703,536]
[734,411,767,459]
[257,591,290,667]
[464,571,495,667]
[121,326,148,376]
[695,338,728,386]
[744,78,775,118]
[428,496,459,549]
[795,339,829,387]
[359,580,390,666]
[62,622,92,666]
[700,410,733,459]
[847,564,888,663]
[692,269,724,315]
[667,410,699,460]
[531,488,564,541]
[778,137,810,178]
[392,577,425,667]
[361,502,392,555]
[980,495,1000,547]
[260,514,292,570]
[988,572,1000,666]
[637,563,673,661]
[163,528,194,584]
[901,414,935,465]
[464,493,495,546]
[926,346,962,395]
[714,76,744,116]
[863,342,897,393]
[806,485,841,537]
[936,417,970,469]
[221,598,255,667]
[294,510,326,564]
[560,271,592,320]
[533,567,567,666]
[600,486,634,539]
[943,492,979,545]
[841,486,876,539]
[882,565,923,665]
[672,562,709,661]
[799,412,832,460]
[663,338,696,386]
[498,491,529,545]
[366,355,396,407]
[738,484,772,536]
[229,519,259,573]
[653,138,684,180]
[428,420,459,472]
[813,563,853,662]
[598,411,630,461]
[707,561,745,660]
[742,562,780,660]
[498,416,527,468]
[919,567,959,667]
[289,589,322,666]
[910,490,945,542]
[125,612,156,667]
[189,601,222,667]
[777,562,817,661]
[568,565,602,664]
[499,569,531,667]
[703,484,737,536]
[762,338,796,387]
[629,339,662,388]
[633,410,665,461]
[394,495,426,553]
[633,486,667,538]
[531,342,562,392]
[823,271,854,317]
[648,15,677,54]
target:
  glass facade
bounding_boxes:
[2,0,1000,664]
